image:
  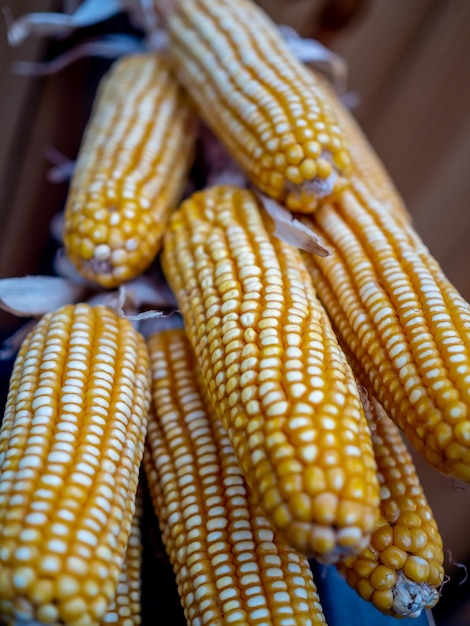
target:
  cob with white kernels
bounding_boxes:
[0,303,151,626]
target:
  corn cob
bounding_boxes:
[301,178,470,482]
[145,327,327,625]
[161,185,380,560]
[156,0,351,213]
[63,53,196,288]
[102,489,143,626]
[0,303,151,626]
[337,392,444,617]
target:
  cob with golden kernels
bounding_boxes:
[301,176,470,483]
[337,391,444,618]
[145,327,327,625]
[154,0,351,213]
[63,52,197,288]
[294,56,470,483]
[0,304,151,625]
[161,184,381,561]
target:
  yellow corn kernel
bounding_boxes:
[156,0,351,212]
[302,178,470,482]
[0,303,151,626]
[102,490,142,626]
[338,396,444,618]
[161,185,380,560]
[63,53,196,288]
[144,328,327,625]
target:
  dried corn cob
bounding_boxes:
[156,0,351,212]
[301,179,470,482]
[145,328,327,625]
[161,185,380,560]
[338,392,444,617]
[0,303,151,625]
[102,489,142,626]
[63,53,196,288]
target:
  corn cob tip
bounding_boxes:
[283,523,373,565]
[284,160,349,214]
[391,571,440,618]
[287,168,337,200]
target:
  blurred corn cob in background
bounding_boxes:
[63,53,197,288]
[290,58,470,484]
[337,391,444,618]
[155,0,351,213]
[161,184,380,560]
[0,303,151,625]
[301,178,470,483]
[145,327,327,625]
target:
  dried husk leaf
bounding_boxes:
[6,0,126,45]
[0,276,85,316]
[258,192,331,256]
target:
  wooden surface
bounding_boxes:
[0,1,469,623]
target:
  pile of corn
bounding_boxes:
[2,0,469,624]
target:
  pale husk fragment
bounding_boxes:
[258,192,331,256]
[0,276,85,316]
